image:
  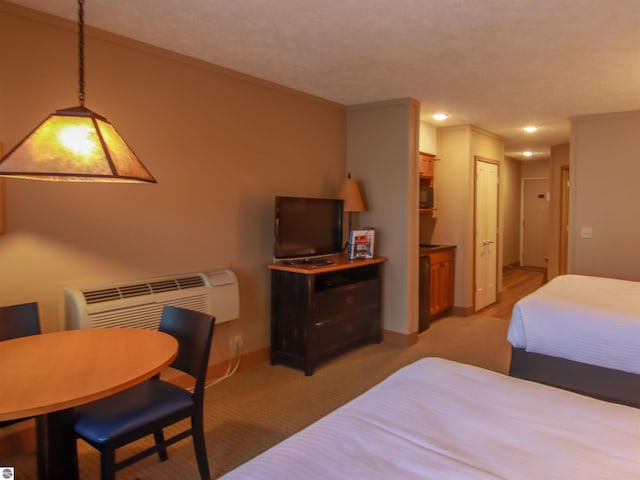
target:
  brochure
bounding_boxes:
[347,228,375,259]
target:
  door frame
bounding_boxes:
[559,166,570,275]
[473,156,500,311]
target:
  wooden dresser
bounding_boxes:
[268,256,385,375]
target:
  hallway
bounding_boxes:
[477,266,545,320]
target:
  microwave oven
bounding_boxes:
[420,185,434,209]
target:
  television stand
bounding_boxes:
[280,258,335,267]
[268,256,386,375]
[311,259,334,267]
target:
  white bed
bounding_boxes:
[507,274,640,374]
[219,358,640,479]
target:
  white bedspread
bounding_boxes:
[507,274,640,374]
[219,358,640,479]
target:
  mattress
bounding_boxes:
[507,274,640,374]
[219,357,640,479]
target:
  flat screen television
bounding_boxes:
[274,196,344,262]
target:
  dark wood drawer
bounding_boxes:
[311,278,381,324]
[312,304,381,359]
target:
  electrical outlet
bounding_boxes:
[231,334,243,348]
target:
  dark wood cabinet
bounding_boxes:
[269,257,385,375]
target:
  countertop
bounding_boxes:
[419,244,456,257]
[268,255,386,274]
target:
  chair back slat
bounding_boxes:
[159,305,215,382]
[0,302,41,341]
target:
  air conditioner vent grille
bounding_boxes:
[88,296,209,330]
[149,280,180,293]
[83,288,121,304]
[120,283,152,298]
[177,276,206,289]
[82,275,206,305]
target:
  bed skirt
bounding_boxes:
[509,347,640,408]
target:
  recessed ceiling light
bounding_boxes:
[523,151,533,157]
[432,113,448,121]
[524,126,538,133]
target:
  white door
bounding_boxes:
[521,178,550,268]
[475,159,498,310]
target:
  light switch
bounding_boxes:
[580,227,593,239]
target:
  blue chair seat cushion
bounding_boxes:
[74,379,194,444]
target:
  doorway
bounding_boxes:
[521,178,550,268]
[474,157,499,311]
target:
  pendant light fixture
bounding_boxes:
[0,0,156,183]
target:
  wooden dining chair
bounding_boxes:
[74,305,216,480]
[0,302,44,477]
[0,301,41,432]
[0,301,41,342]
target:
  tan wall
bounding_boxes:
[435,126,472,308]
[570,110,640,279]
[548,143,570,279]
[0,5,345,360]
[419,120,438,155]
[346,99,420,339]
[521,159,551,178]
[501,157,521,267]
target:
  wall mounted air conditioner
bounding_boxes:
[64,269,239,330]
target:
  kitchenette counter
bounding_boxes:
[419,244,456,257]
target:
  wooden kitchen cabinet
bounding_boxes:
[429,248,454,319]
[419,152,436,214]
[419,151,435,177]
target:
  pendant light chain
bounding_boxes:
[78,0,85,106]
[0,0,156,183]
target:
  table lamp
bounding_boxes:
[338,173,366,233]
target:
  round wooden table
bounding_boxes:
[0,328,178,480]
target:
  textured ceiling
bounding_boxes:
[8,0,640,160]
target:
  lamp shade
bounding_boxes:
[338,175,366,212]
[0,106,156,183]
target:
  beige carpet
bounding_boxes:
[2,315,511,479]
